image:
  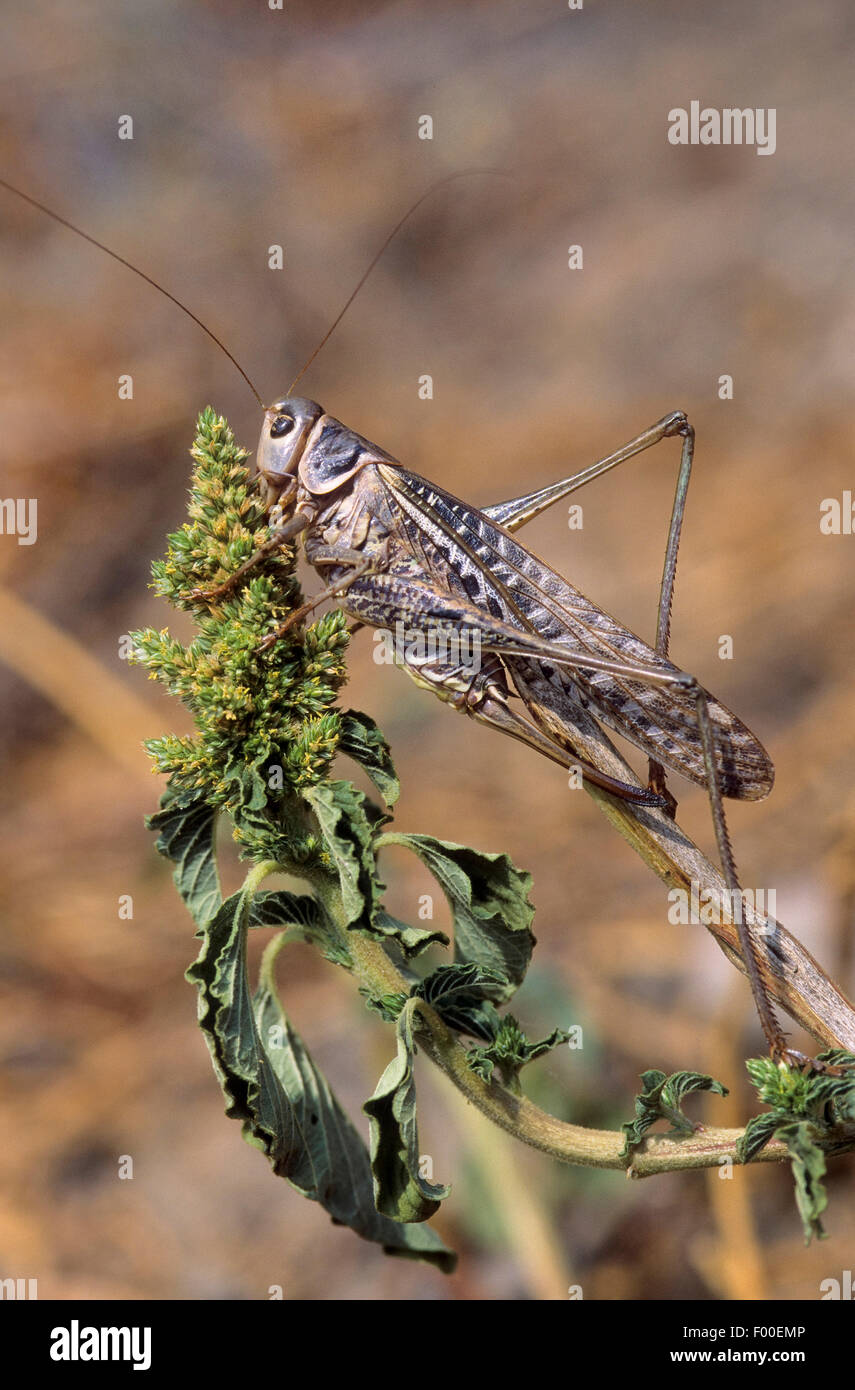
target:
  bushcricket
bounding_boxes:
[0,173,807,1066]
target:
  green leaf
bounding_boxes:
[370,909,449,959]
[621,1069,728,1156]
[148,791,221,927]
[467,1014,571,1089]
[187,879,455,1270]
[339,710,400,807]
[247,891,314,929]
[775,1122,828,1243]
[816,1048,855,1070]
[362,990,410,1023]
[186,885,297,1149]
[737,1112,783,1165]
[804,1060,855,1124]
[364,998,451,1223]
[254,981,454,1269]
[247,890,322,931]
[414,962,505,1042]
[739,1052,855,1243]
[221,759,270,813]
[304,780,385,935]
[378,833,534,1002]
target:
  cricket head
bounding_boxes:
[256,396,324,507]
[257,396,399,507]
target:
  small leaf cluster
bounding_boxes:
[467,1014,572,1092]
[738,1051,855,1241]
[620,1069,729,1155]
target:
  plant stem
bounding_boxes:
[245,859,281,896]
[326,884,855,1176]
[243,838,855,1178]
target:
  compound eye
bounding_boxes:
[270,414,295,438]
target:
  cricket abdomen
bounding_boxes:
[509,655,775,802]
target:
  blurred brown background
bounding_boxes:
[1,0,854,1301]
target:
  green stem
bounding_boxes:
[259,926,310,993]
[244,858,280,896]
[244,858,318,993]
[311,875,853,1176]
[239,853,855,1177]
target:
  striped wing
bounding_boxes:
[376,463,774,800]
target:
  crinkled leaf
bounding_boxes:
[371,909,449,959]
[246,890,337,960]
[468,1014,571,1088]
[251,894,352,970]
[362,990,409,1023]
[621,1069,728,1156]
[414,962,505,1041]
[248,890,323,931]
[740,1052,855,1241]
[819,1054,855,1125]
[148,791,221,927]
[662,1070,729,1110]
[803,1057,855,1124]
[416,962,506,1007]
[186,886,298,1152]
[817,1048,855,1070]
[304,780,385,935]
[775,1121,828,1243]
[378,833,534,1002]
[187,881,455,1270]
[252,887,351,969]
[254,978,455,1269]
[222,759,270,812]
[364,998,451,1223]
[737,1111,783,1165]
[339,710,400,807]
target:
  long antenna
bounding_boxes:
[0,174,265,408]
[2,169,504,408]
[287,168,504,394]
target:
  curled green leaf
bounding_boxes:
[364,998,451,1224]
[339,709,400,807]
[467,1014,572,1090]
[620,1069,728,1157]
[148,791,221,928]
[378,833,534,1002]
[187,874,455,1269]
